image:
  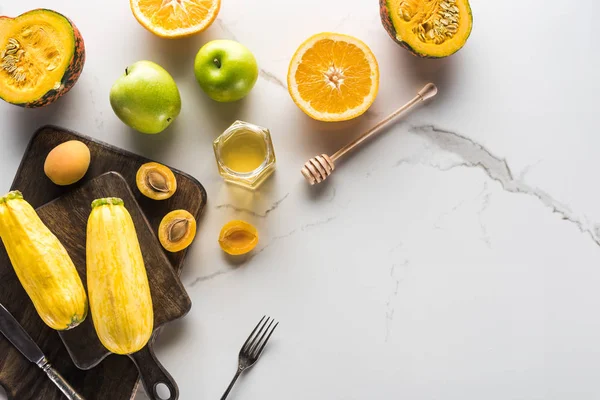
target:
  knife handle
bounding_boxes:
[41,360,86,400]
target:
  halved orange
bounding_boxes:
[130,0,220,38]
[287,32,380,122]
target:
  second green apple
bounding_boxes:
[194,40,258,102]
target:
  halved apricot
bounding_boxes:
[136,162,177,200]
[158,209,197,252]
[218,220,258,255]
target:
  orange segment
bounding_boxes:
[130,0,220,38]
[288,33,380,122]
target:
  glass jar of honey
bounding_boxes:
[213,120,276,190]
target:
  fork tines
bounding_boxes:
[221,316,279,399]
[241,316,279,360]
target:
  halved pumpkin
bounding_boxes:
[0,9,85,107]
[380,0,473,58]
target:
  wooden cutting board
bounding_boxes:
[51,172,191,400]
[0,126,207,400]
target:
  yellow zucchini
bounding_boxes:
[0,191,87,330]
[86,197,153,355]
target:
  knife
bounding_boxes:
[0,303,85,400]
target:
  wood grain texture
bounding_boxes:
[0,126,207,400]
[54,172,191,368]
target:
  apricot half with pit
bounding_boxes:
[44,140,91,186]
[218,220,258,255]
[158,209,197,252]
[136,162,177,200]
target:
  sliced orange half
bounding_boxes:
[287,32,380,122]
[130,0,220,38]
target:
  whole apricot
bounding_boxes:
[44,140,91,186]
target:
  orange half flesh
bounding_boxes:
[288,32,380,122]
[130,0,220,38]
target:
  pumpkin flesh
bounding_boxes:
[0,9,82,106]
[381,0,472,58]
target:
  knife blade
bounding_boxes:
[0,302,85,400]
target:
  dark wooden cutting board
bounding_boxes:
[0,126,207,400]
[52,172,191,400]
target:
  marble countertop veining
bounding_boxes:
[1,0,600,399]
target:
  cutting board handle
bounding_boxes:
[129,344,179,400]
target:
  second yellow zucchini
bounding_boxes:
[86,197,153,355]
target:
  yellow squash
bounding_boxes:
[86,197,153,355]
[0,191,87,330]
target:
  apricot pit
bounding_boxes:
[158,209,197,252]
[136,162,177,200]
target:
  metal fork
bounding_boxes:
[220,316,279,400]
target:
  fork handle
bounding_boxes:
[221,368,243,400]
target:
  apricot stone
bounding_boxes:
[136,162,177,200]
[158,209,197,252]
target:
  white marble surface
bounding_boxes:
[1,0,600,399]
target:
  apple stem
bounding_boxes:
[125,67,129,76]
[213,58,221,69]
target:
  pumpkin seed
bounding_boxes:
[2,39,28,84]
[13,70,26,82]
[400,0,461,45]
[398,1,416,21]
[168,218,189,243]
[146,170,170,193]
[7,39,19,51]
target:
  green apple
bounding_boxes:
[110,61,181,134]
[194,40,258,102]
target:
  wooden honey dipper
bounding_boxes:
[301,83,438,185]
